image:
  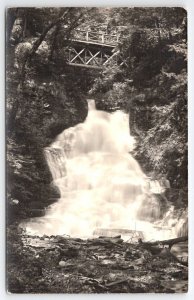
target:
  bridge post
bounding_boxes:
[101,34,104,44]
[86,31,89,42]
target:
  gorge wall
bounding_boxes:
[7,59,88,222]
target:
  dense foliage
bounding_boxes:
[90,7,187,191]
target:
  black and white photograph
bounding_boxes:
[6,7,188,293]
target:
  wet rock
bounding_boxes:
[99,236,124,244]
[58,261,75,270]
[106,278,128,287]
[133,256,146,265]
[100,259,115,266]
[123,265,134,270]
[59,247,80,258]
[58,260,66,267]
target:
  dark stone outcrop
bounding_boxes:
[7,69,88,222]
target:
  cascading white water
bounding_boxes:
[24,99,178,240]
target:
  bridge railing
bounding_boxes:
[72,29,119,45]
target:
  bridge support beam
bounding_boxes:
[65,45,122,69]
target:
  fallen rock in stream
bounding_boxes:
[7,230,188,293]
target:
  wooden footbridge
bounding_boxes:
[65,29,125,69]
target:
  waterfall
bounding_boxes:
[24,99,177,240]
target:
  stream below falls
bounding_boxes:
[22,100,184,241]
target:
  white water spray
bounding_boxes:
[24,100,177,240]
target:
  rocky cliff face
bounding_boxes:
[129,99,187,190]
[7,62,88,222]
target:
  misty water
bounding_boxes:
[24,100,181,241]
